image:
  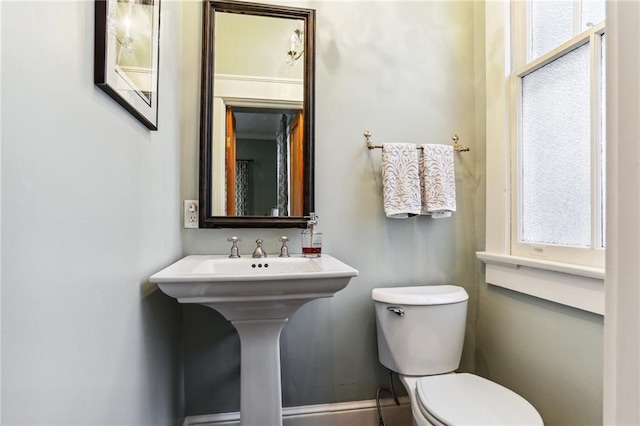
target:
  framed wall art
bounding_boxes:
[94,0,161,130]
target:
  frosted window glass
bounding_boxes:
[521,44,591,247]
[582,0,606,30]
[531,0,574,59]
[600,34,606,247]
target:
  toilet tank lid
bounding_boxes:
[371,285,468,305]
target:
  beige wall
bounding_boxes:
[215,12,303,80]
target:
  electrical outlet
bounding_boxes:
[184,200,199,228]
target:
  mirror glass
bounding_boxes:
[200,1,315,228]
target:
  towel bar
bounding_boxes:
[363,130,470,152]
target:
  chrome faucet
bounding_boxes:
[252,238,267,258]
[227,236,241,258]
[279,236,290,257]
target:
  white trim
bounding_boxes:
[477,252,604,315]
[514,23,604,78]
[603,0,640,423]
[590,28,605,250]
[477,251,604,279]
[573,0,583,37]
[484,0,511,255]
[212,97,226,216]
[0,0,3,414]
[214,74,303,105]
[183,398,411,426]
[216,74,303,85]
[511,0,527,68]
[210,74,303,216]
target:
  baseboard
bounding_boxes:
[183,397,413,426]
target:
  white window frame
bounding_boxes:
[477,0,605,316]
[510,2,606,268]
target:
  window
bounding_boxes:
[478,0,606,315]
[511,0,606,267]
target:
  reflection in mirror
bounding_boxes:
[212,13,305,218]
[214,12,304,80]
[200,1,315,228]
[114,0,154,99]
[222,107,304,217]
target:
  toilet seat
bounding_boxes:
[416,373,543,425]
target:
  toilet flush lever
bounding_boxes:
[387,306,404,317]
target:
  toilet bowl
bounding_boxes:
[372,286,543,426]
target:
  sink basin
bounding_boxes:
[150,254,358,426]
[193,256,323,274]
[150,254,358,320]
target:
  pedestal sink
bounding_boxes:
[150,254,358,426]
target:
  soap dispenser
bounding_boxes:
[301,212,322,257]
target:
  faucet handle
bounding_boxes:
[279,236,290,258]
[252,238,267,258]
[227,236,241,258]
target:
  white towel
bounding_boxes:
[382,144,421,219]
[419,144,456,218]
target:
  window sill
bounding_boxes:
[476,251,604,315]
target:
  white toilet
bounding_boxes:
[372,285,544,426]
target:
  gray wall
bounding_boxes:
[476,283,604,425]
[1,1,184,424]
[0,1,602,425]
[180,0,480,415]
[181,1,604,424]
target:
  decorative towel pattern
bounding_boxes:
[382,144,421,218]
[419,144,456,218]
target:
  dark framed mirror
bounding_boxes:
[199,0,315,228]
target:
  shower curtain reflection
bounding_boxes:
[276,114,290,216]
[235,159,252,216]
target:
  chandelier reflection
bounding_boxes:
[287,28,304,66]
[107,0,137,58]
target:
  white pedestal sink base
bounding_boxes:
[201,298,316,426]
[232,318,288,426]
[150,255,358,426]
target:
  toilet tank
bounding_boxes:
[372,285,468,376]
